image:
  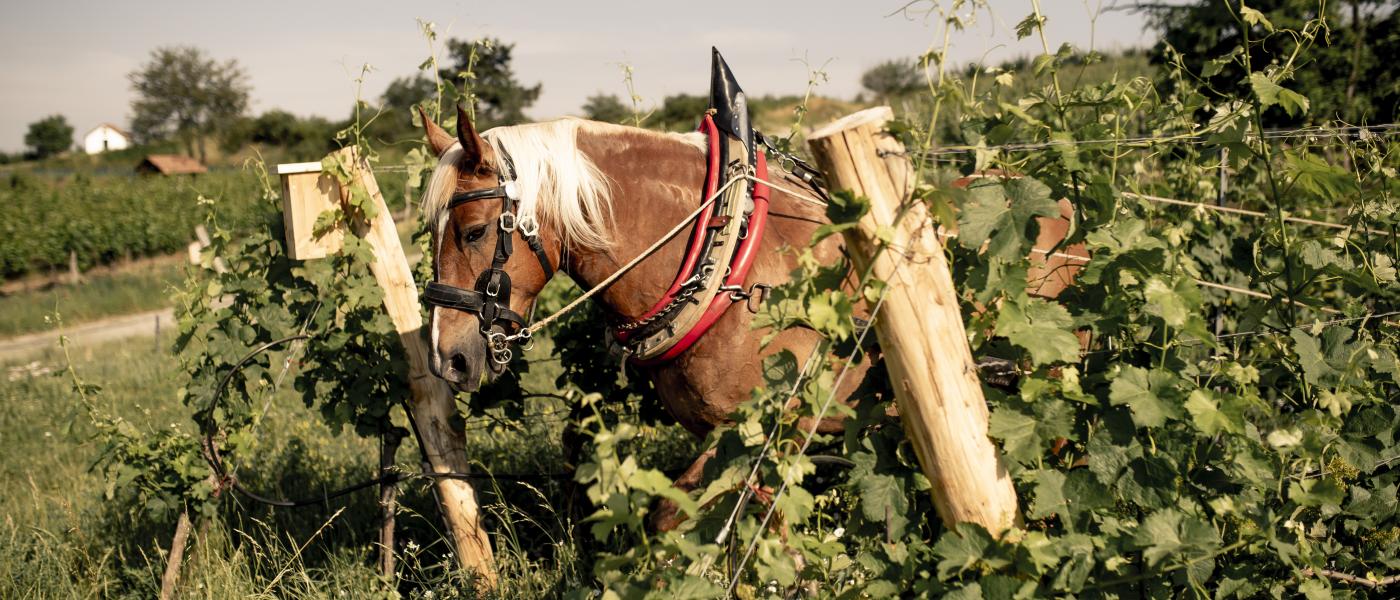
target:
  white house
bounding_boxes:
[83,123,131,154]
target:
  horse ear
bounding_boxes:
[418,105,455,157]
[456,103,489,170]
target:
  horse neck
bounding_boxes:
[562,125,709,324]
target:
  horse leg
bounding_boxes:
[651,447,716,532]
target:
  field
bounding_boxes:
[3,3,1400,598]
[0,319,701,598]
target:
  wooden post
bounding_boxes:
[280,149,497,587]
[158,510,193,600]
[807,107,1020,537]
[378,427,406,581]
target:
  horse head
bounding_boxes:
[419,106,560,392]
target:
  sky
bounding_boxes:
[0,0,1160,153]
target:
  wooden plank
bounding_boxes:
[807,108,1020,537]
[277,165,344,260]
[332,148,497,586]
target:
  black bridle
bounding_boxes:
[422,145,555,364]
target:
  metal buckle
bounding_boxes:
[517,214,539,238]
[485,276,501,298]
[499,212,517,233]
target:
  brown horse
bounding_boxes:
[417,107,1085,522]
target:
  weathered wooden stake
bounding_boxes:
[807,107,1020,537]
[279,149,497,587]
[337,148,498,586]
[158,510,193,600]
[378,427,405,581]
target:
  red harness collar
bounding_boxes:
[614,114,771,364]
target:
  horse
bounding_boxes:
[416,105,1086,528]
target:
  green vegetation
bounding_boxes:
[0,327,673,596]
[0,260,184,337]
[6,2,1400,597]
[0,169,265,279]
[23,115,74,160]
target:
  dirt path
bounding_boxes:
[0,308,173,362]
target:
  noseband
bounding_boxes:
[422,145,555,365]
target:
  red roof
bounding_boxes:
[138,154,207,175]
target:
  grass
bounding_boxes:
[0,260,186,337]
[0,311,695,597]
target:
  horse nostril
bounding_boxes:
[449,353,469,375]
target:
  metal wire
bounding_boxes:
[898,123,1400,157]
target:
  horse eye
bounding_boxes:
[461,224,488,245]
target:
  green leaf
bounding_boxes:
[1291,478,1346,508]
[1108,366,1182,428]
[934,523,995,578]
[1291,330,1336,385]
[1014,13,1045,40]
[1133,508,1221,569]
[958,177,1060,260]
[858,473,911,538]
[1249,72,1309,116]
[995,298,1081,366]
[1239,6,1275,32]
[1184,389,1244,435]
[1143,276,1200,329]
[989,407,1040,464]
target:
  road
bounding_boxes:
[0,308,173,362]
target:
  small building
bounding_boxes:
[83,123,131,155]
[136,154,208,176]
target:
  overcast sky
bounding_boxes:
[0,0,1159,153]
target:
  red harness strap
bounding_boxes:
[614,114,771,364]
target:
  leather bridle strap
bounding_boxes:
[423,143,555,361]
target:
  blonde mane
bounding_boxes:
[422,118,705,252]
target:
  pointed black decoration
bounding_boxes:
[709,47,753,150]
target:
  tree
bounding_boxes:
[652,94,708,132]
[129,46,251,161]
[441,38,541,128]
[23,115,73,159]
[861,59,924,101]
[581,94,629,123]
[366,74,439,143]
[1143,0,1399,124]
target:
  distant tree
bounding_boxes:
[129,46,251,161]
[581,93,629,123]
[23,115,73,159]
[366,74,439,143]
[861,59,924,101]
[0,150,12,165]
[1143,0,1399,124]
[441,38,541,127]
[652,94,709,132]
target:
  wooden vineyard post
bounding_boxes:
[279,149,497,587]
[807,108,1020,537]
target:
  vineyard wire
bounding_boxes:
[726,226,906,594]
[1076,310,1400,359]
[895,123,1399,157]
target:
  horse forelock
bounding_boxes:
[421,118,708,254]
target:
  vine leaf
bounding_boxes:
[995,297,1081,366]
[958,177,1061,261]
[1108,366,1182,429]
[1249,72,1309,117]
